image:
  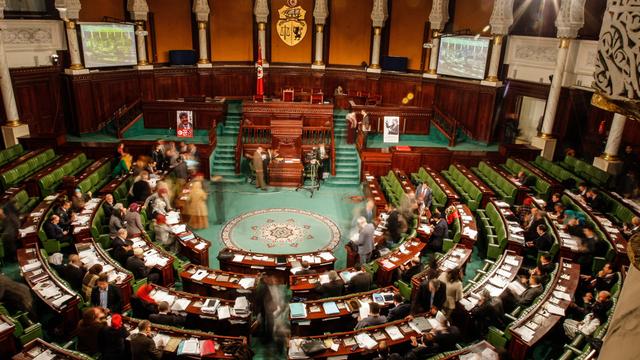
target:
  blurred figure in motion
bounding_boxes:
[255,274,290,354]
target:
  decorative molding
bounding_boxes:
[0,0,6,20]
[429,0,449,31]
[313,0,328,25]
[504,36,559,68]
[555,0,585,39]
[253,0,269,24]
[192,0,210,22]
[371,0,388,28]
[54,0,81,20]
[1,20,66,52]
[127,0,149,22]
[489,0,514,35]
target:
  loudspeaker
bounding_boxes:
[381,56,408,72]
[169,50,197,66]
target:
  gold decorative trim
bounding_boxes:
[5,119,21,127]
[312,60,324,65]
[485,75,499,82]
[315,24,323,33]
[370,63,381,69]
[258,22,266,31]
[601,153,619,161]
[427,69,437,75]
[493,35,503,46]
[198,21,207,30]
[559,38,570,49]
[69,63,84,70]
[197,59,210,64]
[138,60,149,66]
[591,92,640,122]
[373,27,382,36]
[432,30,440,38]
[65,20,76,30]
[540,132,554,139]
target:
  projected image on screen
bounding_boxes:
[437,36,490,80]
[79,23,137,68]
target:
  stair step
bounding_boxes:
[211,170,239,176]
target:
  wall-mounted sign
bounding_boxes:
[277,0,307,47]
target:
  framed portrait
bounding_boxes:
[176,110,194,138]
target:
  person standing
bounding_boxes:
[353,217,375,264]
[187,181,208,229]
[253,147,266,190]
[360,110,371,148]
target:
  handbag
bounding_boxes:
[301,339,327,356]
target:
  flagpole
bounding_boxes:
[256,45,264,102]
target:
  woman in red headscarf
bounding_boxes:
[154,213,175,252]
[133,283,159,319]
[99,313,129,360]
[125,202,147,239]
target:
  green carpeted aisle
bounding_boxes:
[366,124,499,151]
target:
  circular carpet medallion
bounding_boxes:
[220,208,341,254]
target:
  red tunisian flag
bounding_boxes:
[256,46,264,102]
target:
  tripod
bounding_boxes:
[296,160,320,197]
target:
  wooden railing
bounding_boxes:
[432,105,459,147]
[108,99,142,139]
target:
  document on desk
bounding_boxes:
[319,274,330,285]
[545,303,565,316]
[171,224,187,233]
[179,338,201,355]
[52,294,73,308]
[153,333,171,348]
[239,277,256,289]
[505,255,519,266]
[217,305,231,320]
[514,325,535,342]
[32,350,56,360]
[508,280,526,296]
[355,333,377,349]
[232,254,244,263]
[323,301,340,315]
[385,325,403,340]
[191,269,208,281]
[552,290,571,301]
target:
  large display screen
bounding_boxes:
[79,22,137,68]
[437,36,491,80]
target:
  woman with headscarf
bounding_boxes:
[187,181,208,229]
[125,203,147,238]
[153,213,175,252]
[132,283,158,319]
[99,313,128,360]
[81,263,103,301]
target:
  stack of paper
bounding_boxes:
[234,296,250,316]
[190,269,209,281]
[319,274,330,285]
[201,299,220,314]
[355,333,377,349]
[217,305,231,320]
[153,333,171,348]
[238,277,255,289]
[179,338,200,356]
[290,303,307,319]
[385,325,403,340]
[171,298,192,312]
[322,302,340,315]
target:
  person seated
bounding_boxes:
[405,312,460,359]
[61,254,86,290]
[72,188,92,213]
[515,171,527,184]
[124,203,147,238]
[398,255,423,283]
[563,291,612,339]
[586,188,607,213]
[130,320,164,360]
[525,210,546,241]
[347,264,373,293]
[582,263,618,293]
[90,274,122,314]
[471,289,505,335]
[429,212,448,252]
[82,264,103,301]
[372,341,403,360]
[525,224,553,254]
[53,200,74,231]
[314,270,345,298]
[153,213,175,252]
[131,284,158,319]
[503,274,543,309]
[529,254,555,283]
[109,204,126,239]
[296,261,316,275]
[545,193,562,212]
[565,212,586,237]
[623,216,640,238]
[102,194,115,219]
[99,313,129,360]
[387,293,411,321]
[131,171,152,204]
[411,278,446,315]
[577,183,589,197]
[76,307,107,356]
[149,301,186,327]
[552,202,566,222]
[111,229,133,265]
[355,302,387,330]
[127,248,160,284]
[43,215,68,241]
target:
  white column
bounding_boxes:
[425,35,439,78]
[128,0,151,69]
[196,21,211,67]
[63,20,88,74]
[369,27,382,72]
[258,22,268,66]
[540,38,570,137]
[135,22,148,65]
[593,113,626,174]
[0,25,29,146]
[312,25,324,69]
[481,34,503,86]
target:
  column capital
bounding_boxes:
[371,0,388,28]
[313,0,329,25]
[192,0,210,22]
[55,0,82,20]
[253,0,269,24]
[127,0,149,21]
[489,0,514,35]
[429,0,449,31]
[555,0,585,39]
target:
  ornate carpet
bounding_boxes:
[220,208,341,255]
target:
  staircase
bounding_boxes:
[210,101,244,183]
[325,110,361,187]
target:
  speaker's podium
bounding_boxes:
[268,119,304,187]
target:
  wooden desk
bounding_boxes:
[454,163,495,209]
[75,240,133,310]
[147,284,251,337]
[350,102,432,135]
[424,166,461,205]
[490,199,526,254]
[455,202,479,246]
[508,259,580,360]
[13,338,90,360]
[289,267,359,299]
[70,197,103,242]
[440,341,497,359]
[290,286,400,336]
[218,248,335,284]
[563,191,628,267]
[142,97,227,130]
[410,244,473,301]
[19,193,63,247]
[394,169,415,194]
[530,197,579,261]
[164,207,211,266]
[129,236,175,287]
[268,160,304,187]
[0,315,16,359]
[17,246,81,338]
[121,316,247,359]
[363,172,388,214]
[180,264,258,301]
[513,158,564,199]
[484,160,529,204]
[376,239,426,287]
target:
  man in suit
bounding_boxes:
[586,189,607,213]
[314,270,345,298]
[353,217,375,264]
[525,209,546,241]
[361,199,376,224]
[412,279,446,315]
[252,147,266,190]
[525,224,553,254]
[102,194,115,219]
[429,213,448,252]
[530,254,555,283]
[387,293,411,321]
[471,289,505,334]
[348,264,373,293]
[130,320,163,360]
[91,274,122,314]
[62,254,85,290]
[111,229,132,265]
[43,215,67,241]
[355,302,387,330]
[149,301,186,327]
[385,203,404,244]
[296,261,316,275]
[53,200,74,231]
[508,274,543,307]
[415,182,433,209]
[127,248,153,281]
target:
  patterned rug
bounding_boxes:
[220,208,341,255]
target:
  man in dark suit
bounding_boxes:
[296,261,316,275]
[415,182,433,209]
[102,194,115,219]
[131,172,152,203]
[510,274,543,307]
[411,278,446,314]
[53,200,74,231]
[130,320,163,360]
[586,189,607,213]
[387,294,411,321]
[91,274,122,314]
[355,302,387,330]
[385,203,404,244]
[429,213,448,252]
[471,290,505,334]
[127,248,151,280]
[314,270,345,298]
[348,265,372,293]
[530,254,555,283]
[149,301,186,327]
[61,254,85,290]
[43,215,67,241]
[525,209,546,241]
[111,229,132,265]
[525,224,553,254]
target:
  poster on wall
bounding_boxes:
[176,111,194,138]
[383,116,400,143]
